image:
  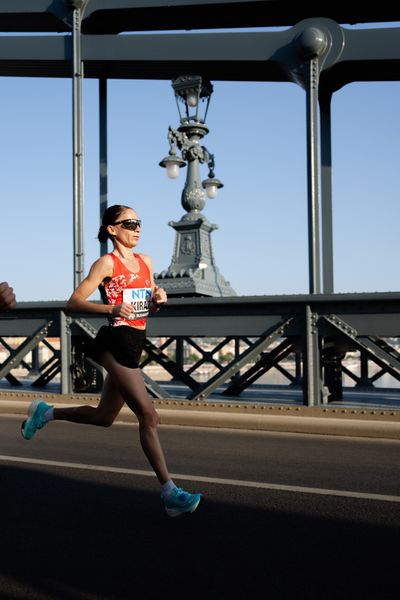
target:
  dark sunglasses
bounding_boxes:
[112,219,141,231]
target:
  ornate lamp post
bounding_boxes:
[156,74,235,297]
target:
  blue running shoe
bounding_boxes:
[162,487,203,517]
[21,399,53,440]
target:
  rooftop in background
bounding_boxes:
[0,1,399,34]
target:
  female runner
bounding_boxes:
[21,204,202,517]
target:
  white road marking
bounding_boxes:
[0,454,399,504]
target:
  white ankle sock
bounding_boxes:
[43,407,54,422]
[161,479,176,498]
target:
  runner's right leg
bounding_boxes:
[53,374,125,427]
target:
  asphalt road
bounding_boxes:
[0,417,399,600]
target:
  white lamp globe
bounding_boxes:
[166,163,180,179]
[205,184,218,199]
[186,92,198,107]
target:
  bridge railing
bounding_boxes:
[1,293,400,407]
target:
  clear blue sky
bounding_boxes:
[1,23,399,302]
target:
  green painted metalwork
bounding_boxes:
[1,295,400,406]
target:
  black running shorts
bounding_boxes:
[90,325,146,368]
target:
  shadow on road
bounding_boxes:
[0,465,398,599]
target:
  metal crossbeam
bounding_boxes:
[141,370,172,400]
[223,338,295,396]
[5,373,22,387]
[32,358,60,388]
[341,365,358,383]
[188,318,293,401]
[0,23,399,89]
[0,337,31,371]
[185,336,234,375]
[323,315,400,381]
[143,338,198,390]
[74,317,99,339]
[0,321,53,381]
[368,336,400,362]
[358,337,400,380]
[38,353,60,375]
[0,1,397,33]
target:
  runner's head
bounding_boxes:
[98,205,140,243]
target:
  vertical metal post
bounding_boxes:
[322,349,344,401]
[303,304,321,406]
[30,347,40,376]
[60,311,72,394]
[99,78,108,257]
[171,337,185,382]
[356,351,372,387]
[230,338,241,383]
[305,57,321,294]
[175,338,184,370]
[72,6,84,288]
[292,351,302,386]
[320,90,334,294]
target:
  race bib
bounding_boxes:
[123,287,152,319]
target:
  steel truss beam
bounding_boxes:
[188,318,293,401]
[0,338,30,372]
[323,315,400,393]
[223,338,296,396]
[141,370,172,400]
[0,334,60,389]
[31,339,61,388]
[184,337,236,376]
[0,23,399,93]
[0,1,398,34]
[0,321,53,382]
[142,338,198,391]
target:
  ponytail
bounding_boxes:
[97,224,109,243]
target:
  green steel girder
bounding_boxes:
[142,338,198,390]
[0,20,399,94]
[141,370,172,400]
[354,338,400,381]
[0,320,53,381]
[323,314,400,382]
[4,372,22,387]
[0,1,398,34]
[31,358,61,388]
[368,336,400,363]
[188,317,293,401]
[184,336,236,376]
[0,297,399,405]
[34,351,60,376]
[303,305,323,406]
[73,317,100,338]
[0,337,31,371]
[223,337,295,396]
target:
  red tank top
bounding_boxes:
[100,253,152,328]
